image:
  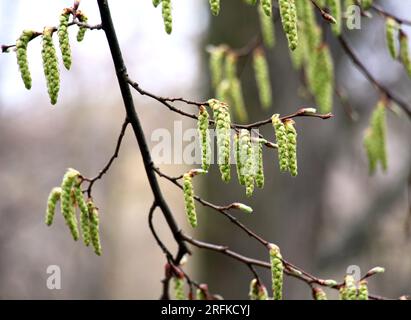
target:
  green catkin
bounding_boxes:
[45,187,62,226]
[162,0,173,34]
[254,138,264,188]
[312,44,334,114]
[74,184,90,246]
[16,30,33,90]
[279,0,298,51]
[272,114,289,172]
[261,0,272,17]
[258,3,275,48]
[60,168,80,241]
[87,200,102,255]
[209,45,226,88]
[234,133,246,185]
[290,0,305,69]
[153,0,161,8]
[233,202,253,214]
[268,243,283,300]
[76,11,88,42]
[198,106,211,171]
[58,9,72,70]
[363,101,387,174]
[327,0,342,35]
[209,0,220,16]
[285,120,298,177]
[216,79,232,104]
[183,173,197,228]
[313,287,328,300]
[173,276,185,300]
[385,18,399,59]
[209,99,231,182]
[357,280,368,300]
[225,53,248,122]
[340,275,357,300]
[253,49,272,109]
[239,129,255,197]
[42,27,60,105]
[249,279,268,300]
[400,31,411,78]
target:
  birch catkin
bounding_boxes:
[268,243,283,300]
[234,132,246,185]
[312,45,334,114]
[183,172,197,228]
[279,0,298,51]
[327,0,342,35]
[42,27,60,105]
[400,31,411,78]
[385,18,399,59]
[253,48,272,110]
[87,200,102,256]
[209,99,231,182]
[162,0,173,34]
[173,275,186,300]
[272,114,289,172]
[261,0,272,17]
[254,138,264,188]
[16,30,34,90]
[209,0,220,16]
[60,168,80,241]
[239,129,255,197]
[74,184,90,246]
[198,106,211,172]
[285,119,298,177]
[209,45,226,88]
[58,9,72,70]
[258,2,275,48]
[45,187,62,226]
[357,280,369,300]
[76,11,88,42]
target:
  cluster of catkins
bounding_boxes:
[385,18,411,78]
[363,100,387,175]
[45,168,102,255]
[208,45,273,119]
[272,114,298,176]
[15,7,88,105]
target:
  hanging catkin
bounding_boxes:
[239,129,255,197]
[313,287,328,300]
[284,119,298,177]
[42,27,60,105]
[225,53,248,122]
[234,132,246,185]
[249,279,268,300]
[385,18,399,59]
[58,9,72,70]
[74,184,91,246]
[400,31,411,78]
[198,106,211,172]
[253,48,272,110]
[209,99,231,182]
[76,11,88,42]
[272,114,289,172]
[16,30,34,90]
[357,280,368,300]
[312,44,334,114]
[87,200,102,255]
[268,243,283,300]
[261,0,272,17]
[279,0,298,51]
[254,138,264,188]
[60,168,80,241]
[327,0,342,35]
[363,100,387,174]
[183,172,197,228]
[208,45,226,89]
[162,0,173,34]
[45,187,62,226]
[209,0,220,16]
[258,2,275,48]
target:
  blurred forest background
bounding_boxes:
[0,0,410,299]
